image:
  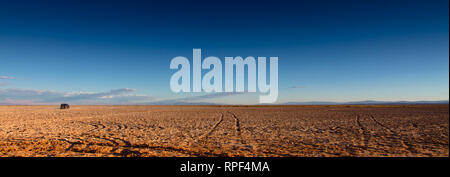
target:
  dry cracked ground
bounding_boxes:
[0,105,448,157]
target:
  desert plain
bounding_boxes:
[0,105,448,157]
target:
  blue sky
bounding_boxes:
[0,0,448,105]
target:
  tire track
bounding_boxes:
[117,124,123,130]
[228,111,255,152]
[355,115,370,149]
[87,136,131,153]
[229,112,241,136]
[56,138,227,157]
[369,115,417,153]
[192,113,224,144]
[369,115,395,132]
[97,136,119,146]
[112,137,131,147]
[89,122,106,132]
[131,143,228,157]
[58,138,83,152]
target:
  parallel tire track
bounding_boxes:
[355,115,370,149]
[59,139,225,157]
[369,115,394,132]
[228,111,255,152]
[369,115,416,153]
[89,123,106,132]
[229,112,241,136]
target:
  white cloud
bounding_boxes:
[0,88,154,105]
[0,76,16,80]
[0,76,16,87]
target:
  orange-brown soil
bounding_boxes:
[0,105,448,157]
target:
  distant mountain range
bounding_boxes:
[281,100,449,105]
[145,100,449,105]
[1,100,448,106]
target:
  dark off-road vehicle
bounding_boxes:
[60,104,70,109]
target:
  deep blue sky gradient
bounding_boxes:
[0,0,448,104]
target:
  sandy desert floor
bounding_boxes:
[0,105,448,157]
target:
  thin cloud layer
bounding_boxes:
[0,76,16,80]
[148,92,248,105]
[289,85,307,89]
[177,92,248,101]
[0,76,16,86]
[0,82,9,87]
[0,88,154,105]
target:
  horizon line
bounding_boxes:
[1,100,448,106]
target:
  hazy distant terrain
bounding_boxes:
[0,105,448,157]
